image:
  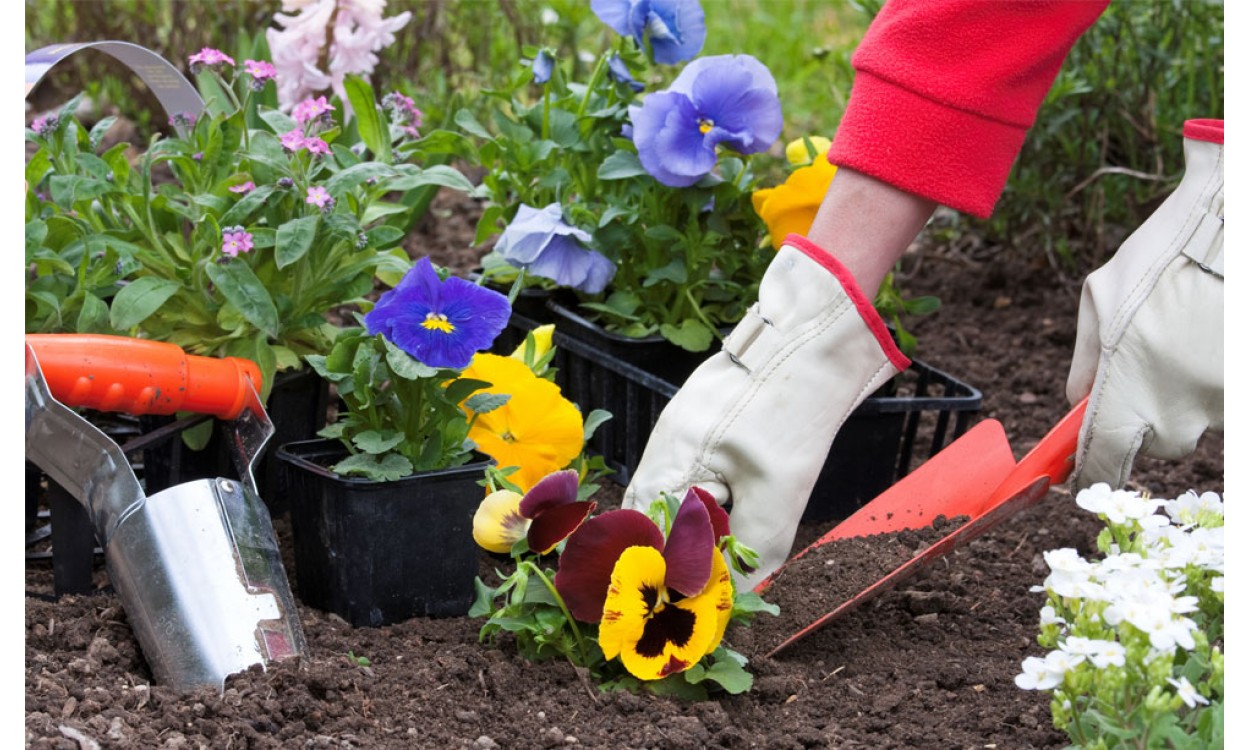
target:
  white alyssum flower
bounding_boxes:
[1168,676,1210,709]
[1076,483,1163,525]
[1039,605,1066,627]
[1211,576,1224,594]
[1043,548,1102,599]
[1088,639,1126,669]
[1165,490,1224,527]
[1015,650,1084,691]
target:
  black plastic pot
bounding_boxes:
[277,439,491,627]
[504,307,982,524]
[139,366,330,514]
[547,299,722,386]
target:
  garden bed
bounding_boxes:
[24,194,1223,748]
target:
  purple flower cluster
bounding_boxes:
[305,186,335,213]
[383,92,424,139]
[243,59,277,91]
[30,114,60,137]
[188,47,235,75]
[292,95,335,127]
[280,129,330,156]
[221,226,254,257]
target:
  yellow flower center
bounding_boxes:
[698,118,713,135]
[421,312,455,333]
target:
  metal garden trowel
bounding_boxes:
[24,334,307,692]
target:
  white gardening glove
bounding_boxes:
[623,236,911,589]
[1066,119,1224,490]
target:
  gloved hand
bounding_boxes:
[622,235,911,589]
[1066,119,1224,490]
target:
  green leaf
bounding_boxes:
[258,108,299,135]
[365,225,405,248]
[469,577,500,618]
[75,293,111,334]
[205,260,280,337]
[25,221,48,260]
[352,430,407,455]
[443,377,492,404]
[454,108,492,140]
[692,655,754,695]
[343,75,391,163]
[325,162,397,196]
[220,184,276,226]
[659,319,714,353]
[109,277,182,330]
[582,409,613,442]
[383,341,439,379]
[597,151,647,180]
[465,392,510,415]
[275,215,319,269]
[332,452,413,481]
[903,295,942,316]
[384,164,476,193]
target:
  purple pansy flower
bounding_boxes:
[188,47,235,74]
[221,226,254,257]
[531,49,555,85]
[495,203,617,294]
[364,257,511,370]
[592,0,705,66]
[607,54,645,92]
[628,54,782,187]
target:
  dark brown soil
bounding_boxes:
[25,191,1224,749]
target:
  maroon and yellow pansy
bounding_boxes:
[553,488,734,680]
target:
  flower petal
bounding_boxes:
[554,509,665,622]
[519,468,581,518]
[528,500,597,555]
[643,0,706,65]
[663,492,714,597]
[687,486,731,543]
[598,545,667,662]
[629,93,713,187]
[462,355,585,492]
[472,489,529,554]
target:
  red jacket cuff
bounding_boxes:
[827,71,1030,219]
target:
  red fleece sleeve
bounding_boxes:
[828,0,1109,218]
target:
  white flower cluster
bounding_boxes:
[266,0,412,112]
[1015,484,1223,712]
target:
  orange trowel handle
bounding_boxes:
[26,334,262,420]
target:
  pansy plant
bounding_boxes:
[429,0,777,353]
[307,258,512,480]
[472,483,776,698]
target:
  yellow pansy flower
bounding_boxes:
[752,156,838,251]
[462,353,583,492]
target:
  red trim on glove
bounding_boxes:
[784,234,912,373]
[1183,119,1223,145]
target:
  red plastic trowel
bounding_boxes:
[757,398,1087,657]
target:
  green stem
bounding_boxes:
[519,560,589,666]
[576,54,610,118]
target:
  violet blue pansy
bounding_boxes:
[592,0,706,66]
[364,257,510,370]
[628,54,782,187]
[495,203,617,294]
[531,49,555,85]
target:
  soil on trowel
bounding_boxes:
[743,515,970,657]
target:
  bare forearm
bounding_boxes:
[805,168,937,294]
